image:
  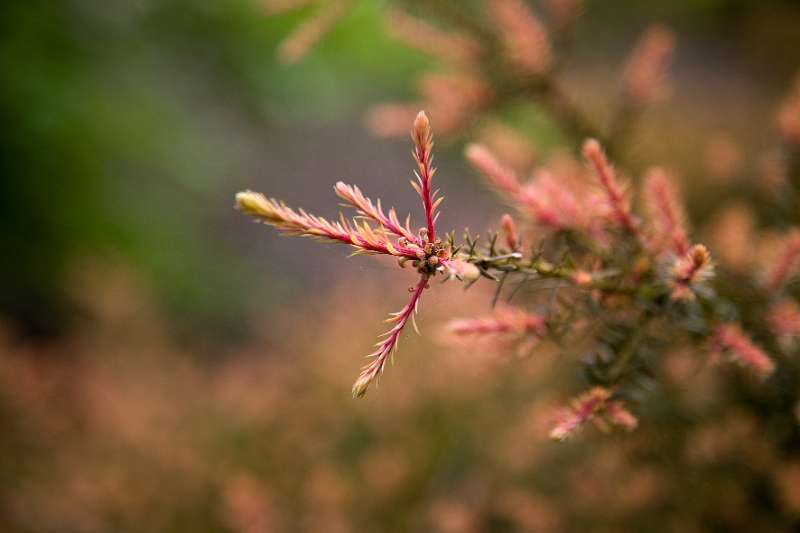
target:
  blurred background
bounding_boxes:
[2,0,800,531]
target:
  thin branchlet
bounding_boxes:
[352,275,429,398]
[643,167,690,256]
[764,229,800,292]
[236,191,422,259]
[549,387,637,440]
[334,182,419,244]
[713,324,775,379]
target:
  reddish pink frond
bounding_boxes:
[236,191,421,259]
[384,9,480,65]
[488,0,552,76]
[465,143,522,197]
[604,400,639,431]
[518,169,582,230]
[549,388,638,440]
[446,306,546,340]
[412,111,437,241]
[622,25,676,106]
[276,0,350,64]
[712,324,775,379]
[643,167,690,257]
[334,182,418,244]
[668,244,714,301]
[764,229,800,292]
[768,300,800,339]
[352,276,429,398]
[582,139,641,238]
[549,387,611,441]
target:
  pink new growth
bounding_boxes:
[643,167,689,256]
[412,111,439,242]
[352,275,429,398]
[713,324,775,379]
[238,111,450,398]
[582,139,641,239]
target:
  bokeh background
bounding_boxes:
[2,0,800,531]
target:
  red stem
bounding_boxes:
[416,138,436,241]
